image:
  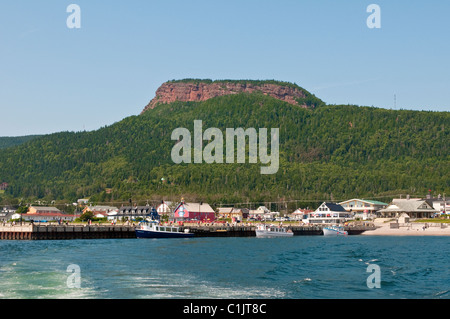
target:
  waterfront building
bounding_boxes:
[306,202,353,225]
[118,205,156,220]
[0,206,17,221]
[424,194,449,214]
[83,205,118,215]
[156,201,174,217]
[216,207,249,221]
[378,198,437,219]
[173,201,215,222]
[288,208,313,221]
[23,206,77,222]
[338,199,388,219]
[248,206,270,220]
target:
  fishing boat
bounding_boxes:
[322,225,348,236]
[255,224,294,237]
[135,222,194,238]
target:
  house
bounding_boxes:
[93,212,109,219]
[118,205,156,220]
[173,201,215,222]
[378,198,437,219]
[156,201,174,216]
[23,206,77,222]
[338,199,388,219]
[216,207,234,219]
[0,182,8,191]
[0,206,17,221]
[83,205,118,215]
[424,194,449,214]
[339,199,388,214]
[288,208,313,221]
[306,202,353,225]
[77,198,89,205]
[28,206,61,215]
[216,207,249,221]
[248,206,270,220]
[264,211,280,220]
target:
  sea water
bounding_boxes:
[0,236,448,299]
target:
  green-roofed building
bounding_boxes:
[338,199,388,218]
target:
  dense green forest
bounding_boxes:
[0,84,448,209]
[0,135,42,149]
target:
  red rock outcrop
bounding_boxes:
[141,80,311,114]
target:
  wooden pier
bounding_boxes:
[180,224,371,237]
[0,224,136,240]
[0,224,374,240]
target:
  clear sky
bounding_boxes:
[1,0,449,136]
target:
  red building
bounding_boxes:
[173,201,215,222]
[0,182,8,191]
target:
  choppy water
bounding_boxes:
[0,236,449,299]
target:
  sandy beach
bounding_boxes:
[361,219,450,236]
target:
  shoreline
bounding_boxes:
[361,221,450,236]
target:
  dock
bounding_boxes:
[0,224,136,240]
[0,224,374,240]
[181,224,371,237]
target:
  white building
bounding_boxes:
[339,199,387,213]
[249,206,270,220]
[425,196,449,214]
[288,208,313,221]
[0,207,18,221]
[156,201,174,216]
[306,202,353,225]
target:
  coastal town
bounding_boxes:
[1,192,449,238]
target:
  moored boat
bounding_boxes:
[255,224,294,237]
[323,225,348,236]
[135,222,194,238]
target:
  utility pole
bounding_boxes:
[444,193,446,215]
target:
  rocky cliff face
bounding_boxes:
[141,80,313,114]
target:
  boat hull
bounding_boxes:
[135,229,194,239]
[255,230,294,238]
[322,228,348,236]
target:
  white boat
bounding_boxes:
[323,225,348,236]
[255,224,294,237]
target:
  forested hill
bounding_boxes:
[0,84,448,207]
[0,135,42,149]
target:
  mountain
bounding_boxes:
[0,79,448,208]
[141,79,325,113]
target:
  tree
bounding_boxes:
[79,210,94,222]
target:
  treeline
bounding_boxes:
[0,91,448,205]
[0,135,42,149]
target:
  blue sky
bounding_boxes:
[1,0,449,136]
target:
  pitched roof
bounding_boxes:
[362,199,388,205]
[379,199,437,213]
[323,202,347,212]
[339,198,388,206]
[30,206,61,212]
[85,205,118,212]
[217,207,234,213]
[183,202,215,213]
